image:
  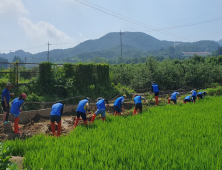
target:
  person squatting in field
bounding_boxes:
[191,89,197,103]
[50,101,64,137]
[114,95,126,116]
[197,91,207,99]
[2,82,14,124]
[74,97,90,128]
[184,95,193,103]
[151,82,159,106]
[10,93,26,134]
[91,97,109,123]
[133,95,146,115]
[168,92,180,104]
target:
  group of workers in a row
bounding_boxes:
[1,82,207,136]
[151,82,207,104]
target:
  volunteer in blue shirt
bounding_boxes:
[168,92,180,104]
[133,95,146,115]
[191,89,197,103]
[91,97,109,123]
[184,95,193,104]
[113,95,126,116]
[74,97,90,129]
[2,82,14,124]
[10,93,26,134]
[50,101,64,137]
[151,82,159,106]
[197,91,207,99]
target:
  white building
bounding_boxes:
[182,52,211,56]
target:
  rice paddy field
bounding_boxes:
[4,96,222,169]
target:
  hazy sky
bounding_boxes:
[0,0,222,54]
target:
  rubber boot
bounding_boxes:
[14,117,21,134]
[117,112,121,116]
[74,118,79,129]
[91,114,96,123]
[168,98,170,104]
[57,121,61,137]
[51,122,55,136]
[133,108,137,115]
[193,100,196,103]
[114,111,117,116]
[102,117,105,121]
[155,96,159,106]
[84,120,87,125]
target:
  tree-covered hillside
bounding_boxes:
[0,32,220,63]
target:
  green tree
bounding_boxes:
[217,55,222,64]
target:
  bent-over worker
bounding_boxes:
[114,95,126,116]
[133,95,146,115]
[74,97,90,129]
[197,91,207,99]
[184,95,193,104]
[50,101,64,137]
[91,97,109,123]
[10,93,26,134]
[168,92,180,104]
[191,89,197,103]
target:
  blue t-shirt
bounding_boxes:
[2,88,10,104]
[197,92,204,95]
[152,84,159,93]
[76,99,89,113]
[171,92,178,100]
[10,97,24,115]
[96,99,106,110]
[185,96,193,100]
[114,96,124,107]
[192,90,197,97]
[50,103,64,116]
[134,96,142,104]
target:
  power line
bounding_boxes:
[75,0,194,41]
[78,0,222,34]
[75,0,222,42]
[146,17,222,32]
[0,44,47,52]
[0,41,82,53]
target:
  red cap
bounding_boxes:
[21,93,26,100]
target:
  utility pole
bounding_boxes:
[47,41,51,61]
[119,30,124,63]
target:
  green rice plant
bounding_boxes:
[4,96,222,169]
[0,143,18,170]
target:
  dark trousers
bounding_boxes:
[170,99,177,104]
[76,111,87,121]
[184,99,192,103]
[135,103,142,111]
[2,101,10,121]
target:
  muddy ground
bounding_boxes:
[0,92,190,142]
[0,101,137,141]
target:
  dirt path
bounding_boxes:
[0,93,190,141]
